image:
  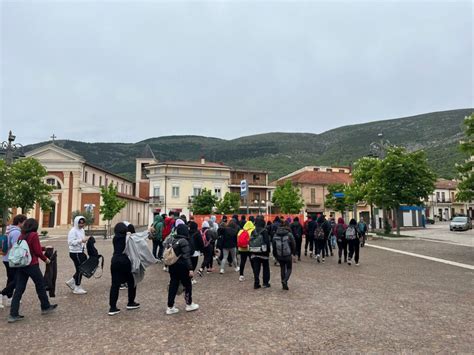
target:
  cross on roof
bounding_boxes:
[50,134,57,142]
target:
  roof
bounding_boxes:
[85,163,134,183]
[230,168,269,174]
[138,144,156,160]
[150,161,230,169]
[435,178,458,190]
[117,192,148,203]
[281,171,352,185]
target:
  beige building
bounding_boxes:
[146,157,231,220]
[229,169,275,214]
[23,144,148,230]
[426,178,473,221]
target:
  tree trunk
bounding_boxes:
[395,206,401,235]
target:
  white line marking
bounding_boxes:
[366,244,474,270]
[415,237,474,248]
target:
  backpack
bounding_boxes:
[163,238,181,266]
[274,234,292,258]
[314,223,325,240]
[249,230,267,253]
[237,230,250,249]
[358,222,367,234]
[336,224,345,240]
[200,230,210,248]
[345,226,357,240]
[0,234,8,256]
[8,235,32,268]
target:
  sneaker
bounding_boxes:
[197,269,203,277]
[220,269,224,274]
[108,307,121,316]
[263,284,271,288]
[7,315,24,323]
[322,258,325,263]
[254,284,261,289]
[316,255,320,263]
[126,302,140,310]
[348,259,352,265]
[239,275,245,282]
[310,252,313,257]
[119,284,128,290]
[73,286,87,295]
[185,303,199,312]
[355,262,360,266]
[234,266,240,272]
[282,282,289,290]
[191,279,197,285]
[338,259,342,264]
[65,278,75,291]
[41,304,58,315]
[163,266,168,272]
[166,306,179,315]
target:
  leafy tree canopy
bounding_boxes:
[272,180,304,214]
[456,113,474,202]
[216,192,240,215]
[191,188,218,215]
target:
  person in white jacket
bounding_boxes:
[66,216,89,294]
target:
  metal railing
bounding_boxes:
[149,195,164,204]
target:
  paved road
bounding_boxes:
[403,222,474,246]
[0,236,472,353]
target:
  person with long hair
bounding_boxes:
[8,218,57,323]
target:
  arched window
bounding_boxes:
[46,177,62,189]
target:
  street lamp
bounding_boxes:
[1,131,24,234]
[254,199,266,214]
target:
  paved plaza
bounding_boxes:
[0,230,473,354]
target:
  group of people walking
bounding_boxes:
[0,211,367,322]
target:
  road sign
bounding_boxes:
[333,192,345,198]
[240,179,248,197]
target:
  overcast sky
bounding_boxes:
[1,0,472,145]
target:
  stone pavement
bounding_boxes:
[0,236,473,354]
[403,222,474,246]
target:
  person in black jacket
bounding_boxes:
[290,217,303,261]
[315,215,331,263]
[250,216,271,289]
[166,224,199,315]
[187,219,203,283]
[272,221,296,290]
[218,220,239,274]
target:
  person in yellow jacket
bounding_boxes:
[237,220,255,282]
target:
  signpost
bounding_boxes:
[240,180,249,214]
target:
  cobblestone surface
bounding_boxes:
[0,236,472,354]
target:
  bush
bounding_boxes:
[383,218,392,234]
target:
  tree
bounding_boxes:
[456,113,474,202]
[367,147,436,235]
[216,192,240,215]
[191,188,218,215]
[324,183,352,216]
[272,180,304,214]
[100,183,127,236]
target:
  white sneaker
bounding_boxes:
[348,259,352,265]
[0,297,4,309]
[185,303,199,312]
[166,306,179,315]
[234,267,240,272]
[73,286,87,295]
[220,269,224,274]
[65,278,75,290]
[355,262,360,266]
[163,266,168,272]
[239,275,245,282]
[191,279,197,285]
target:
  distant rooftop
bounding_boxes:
[138,144,156,160]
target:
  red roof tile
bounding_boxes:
[282,171,352,185]
[435,179,458,190]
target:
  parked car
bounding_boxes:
[449,216,472,231]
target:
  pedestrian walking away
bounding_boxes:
[272,221,296,290]
[250,216,271,289]
[218,219,239,274]
[357,217,367,247]
[290,217,303,261]
[347,219,361,266]
[334,217,348,264]
[237,220,255,281]
[150,214,164,260]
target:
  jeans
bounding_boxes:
[251,257,270,286]
[324,237,333,256]
[348,239,360,263]
[220,248,237,271]
[152,239,164,259]
[278,258,292,284]
[109,257,136,309]
[294,237,302,259]
[305,235,314,254]
[315,238,326,258]
[239,251,251,276]
[10,264,51,317]
[2,261,17,298]
[69,252,87,286]
[168,263,192,307]
[337,239,348,261]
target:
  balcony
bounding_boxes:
[436,199,453,203]
[188,196,195,204]
[149,196,164,205]
[230,179,268,187]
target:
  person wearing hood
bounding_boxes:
[250,216,271,289]
[188,219,203,284]
[314,215,331,263]
[333,217,348,264]
[108,222,140,316]
[237,220,255,282]
[66,216,89,294]
[290,217,303,261]
[1,214,27,308]
[151,214,164,261]
[272,220,296,290]
[218,219,239,274]
[166,224,199,315]
[197,221,215,276]
[347,219,361,266]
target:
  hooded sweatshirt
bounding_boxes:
[3,225,21,262]
[151,215,163,240]
[238,220,255,252]
[68,216,86,253]
[333,217,348,240]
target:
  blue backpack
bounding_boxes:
[0,235,8,256]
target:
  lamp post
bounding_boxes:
[1,131,24,234]
[254,199,266,215]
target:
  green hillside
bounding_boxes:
[23,109,473,181]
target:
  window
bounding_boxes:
[441,192,445,202]
[267,191,272,201]
[326,168,333,172]
[339,169,345,173]
[46,178,60,188]
[153,186,160,196]
[254,192,260,201]
[311,188,316,204]
[193,187,202,196]
[214,187,221,198]
[172,186,180,198]
[105,178,108,187]
[313,168,320,171]
[253,174,260,181]
[99,176,103,186]
[92,174,96,186]
[84,171,88,183]
[436,192,440,201]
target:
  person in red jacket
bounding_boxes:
[8,218,57,323]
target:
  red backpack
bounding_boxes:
[237,230,250,248]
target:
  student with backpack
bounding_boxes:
[150,214,164,260]
[1,214,27,309]
[8,218,57,323]
[272,221,296,290]
[218,219,239,274]
[197,221,214,276]
[303,215,313,257]
[314,215,331,263]
[66,216,89,295]
[237,220,255,282]
[357,217,368,247]
[290,217,303,261]
[250,216,271,289]
[187,219,203,284]
[166,224,199,315]
[333,217,348,264]
[347,219,361,266]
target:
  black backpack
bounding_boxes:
[274,234,291,258]
[249,230,267,253]
[336,224,345,241]
[314,223,325,240]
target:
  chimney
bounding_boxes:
[200,156,205,165]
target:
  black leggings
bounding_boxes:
[278,258,292,284]
[305,235,314,253]
[315,238,326,257]
[2,261,17,298]
[294,237,302,259]
[109,258,136,309]
[191,256,199,272]
[152,239,164,259]
[168,263,192,307]
[337,239,348,261]
[69,252,87,286]
[348,239,360,263]
[200,246,214,270]
[239,251,251,276]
